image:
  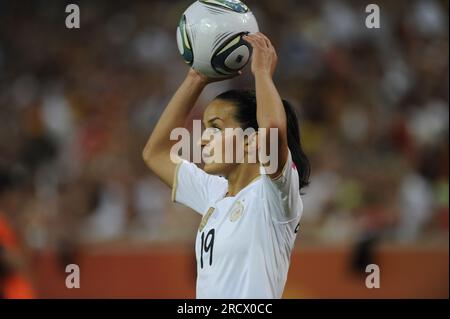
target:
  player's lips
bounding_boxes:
[202,147,214,159]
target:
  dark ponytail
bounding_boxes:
[215,89,311,193]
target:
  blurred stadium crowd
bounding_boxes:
[0,0,448,268]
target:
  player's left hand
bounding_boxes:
[243,32,277,78]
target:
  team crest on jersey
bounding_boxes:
[229,200,244,222]
[199,207,215,232]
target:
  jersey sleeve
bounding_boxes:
[259,149,303,223]
[172,159,227,216]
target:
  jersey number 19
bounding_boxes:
[200,229,215,269]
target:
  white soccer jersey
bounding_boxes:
[172,150,303,299]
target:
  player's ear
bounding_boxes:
[246,131,258,148]
[245,131,259,163]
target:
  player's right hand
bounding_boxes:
[187,68,241,85]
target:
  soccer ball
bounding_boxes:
[176,0,259,78]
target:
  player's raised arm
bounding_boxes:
[243,32,288,179]
[142,69,208,187]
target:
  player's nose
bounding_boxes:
[199,129,212,147]
[197,137,205,149]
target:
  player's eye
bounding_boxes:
[208,123,222,133]
[202,127,220,139]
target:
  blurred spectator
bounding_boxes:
[0,167,35,298]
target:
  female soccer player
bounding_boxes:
[143,32,310,298]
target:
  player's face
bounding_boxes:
[201,99,248,177]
